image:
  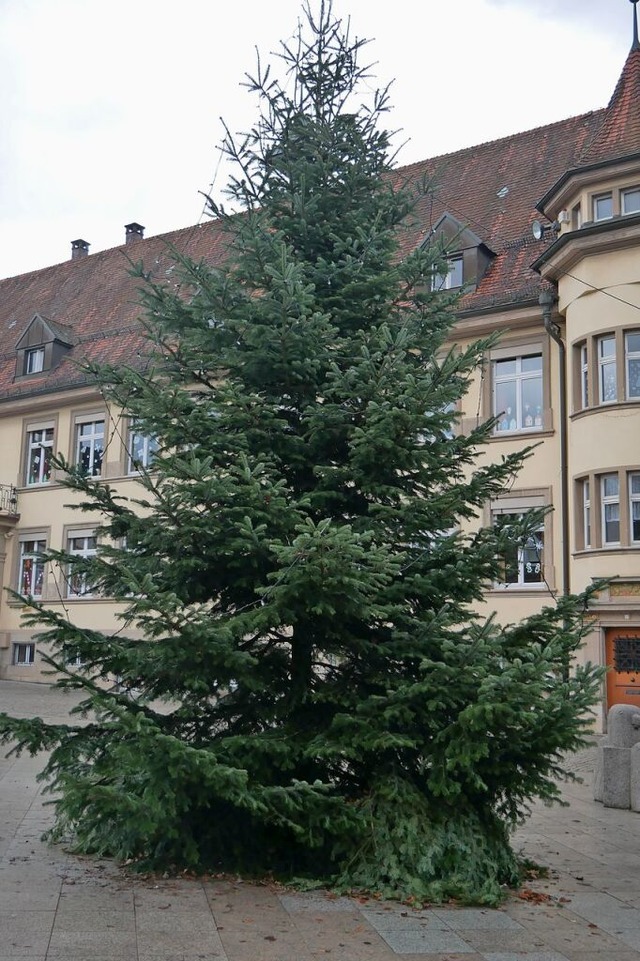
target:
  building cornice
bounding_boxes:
[531,213,640,280]
[536,152,640,219]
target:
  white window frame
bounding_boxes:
[490,493,547,591]
[601,473,620,545]
[583,479,591,549]
[18,537,46,598]
[432,254,463,291]
[12,642,35,666]
[493,512,545,589]
[493,353,543,433]
[598,335,617,404]
[25,425,54,486]
[625,330,640,400]
[25,347,45,374]
[127,422,158,473]
[75,418,105,477]
[630,473,640,545]
[580,343,589,409]
[67,530,98,598]
[593,192,613,221]
[622,187,640,216]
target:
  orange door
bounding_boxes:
[606,627,640,709]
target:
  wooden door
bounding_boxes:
[606,627,640,709]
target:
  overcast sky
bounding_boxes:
[0,0,636,280]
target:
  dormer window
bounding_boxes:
[593,192,613,221]
[432,255,463,291]
[25,347,45,375]
[15,313,75,380]
[423,213,495,296]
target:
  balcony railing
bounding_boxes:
[0,484,18,516]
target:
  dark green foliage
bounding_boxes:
[0,1,603,904]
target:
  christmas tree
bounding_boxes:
[0,1,602,904]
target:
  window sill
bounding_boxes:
[487,584,552,595]
[489,429,553,441]
[574,546,640,558]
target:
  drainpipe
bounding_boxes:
[539,290,569,600]
[540,290,571,678]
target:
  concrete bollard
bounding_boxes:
[595,705,640,808]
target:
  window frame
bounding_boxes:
[17,535,47,599]
[601,473,621,546]
[12,642,36,666]
[597,334,617,404]
[66,527,99,599]
[127,421,159,474]
[487,490,552,592]
[25,425,54,486]
[583,478,591,549]
[580,342,589,409]
[630,473,640,545]
[74,414,105,477]
[431,254,463,291]
[492,351,544,434]
[593,192,613,221]
[622,187,640,216]
[25,347,45,374]
[625,330,640,401]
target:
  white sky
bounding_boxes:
[0,0,635,280]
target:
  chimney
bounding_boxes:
[125,222,145,245]
[71,239,90,260]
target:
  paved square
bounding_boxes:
[2,680,640,960]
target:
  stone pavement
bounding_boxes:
[1,680,639,961]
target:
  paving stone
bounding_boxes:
[482,953,571,961]
[279,892,357,913]
[361,906,451,931]
[363,923,475,955]
[432,908,524,931]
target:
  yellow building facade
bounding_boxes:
[1,34,640,730]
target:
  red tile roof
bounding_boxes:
[0,104,616,405]
[579,48,640,166]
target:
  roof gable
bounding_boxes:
[15,313,75,350]
[425,212,494,256]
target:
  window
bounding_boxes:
[601,474,620,545]
[12,642,35,666]
[26,427,54,485]
[67,532,98,597]
[580,343,589,408]
[432,255,463,291]
[25,347,45,374]
[622,188,640,215]
[495,513,544,587]
[128,423,158,473]
[578,471,640,550]
[593,193,613,221]
[493,354,543,432]
[76,419,104,476]
[19,538,46,597]
[630,474,640,544]
[598,335,617,403]
[583,479,591,549]
[626,331,640,399]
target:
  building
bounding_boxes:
[1,20,640,730]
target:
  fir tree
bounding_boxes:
[1,1,602,904]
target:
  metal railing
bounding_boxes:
[0,484,18,516]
